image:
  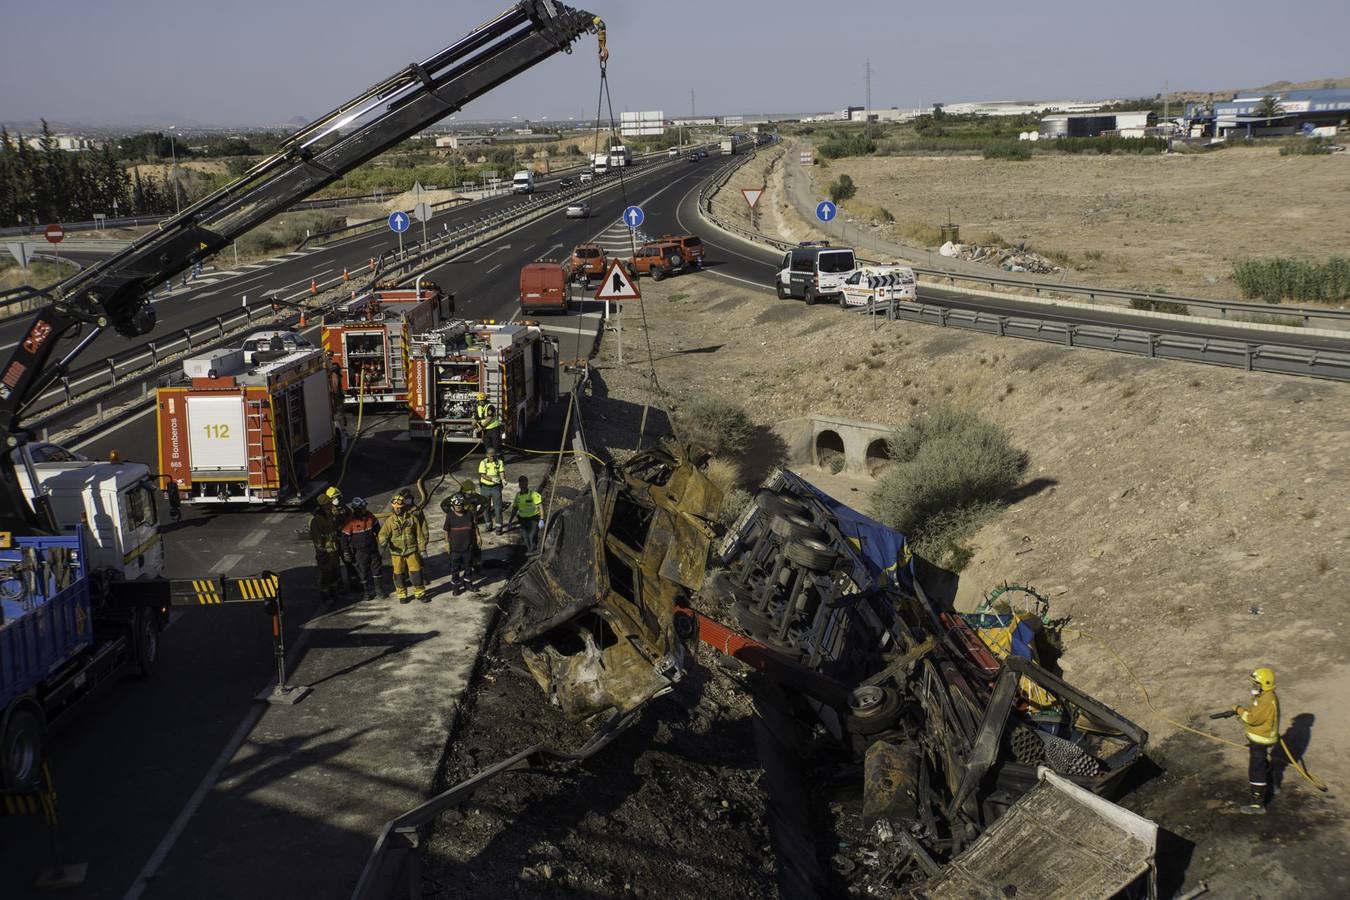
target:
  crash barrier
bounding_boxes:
[705,149,1350,328]
[698,152,1350,381]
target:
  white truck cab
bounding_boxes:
[511,170,535,194]
[839,265,917,308]
[775,242,857,305]
[15,453,164,580]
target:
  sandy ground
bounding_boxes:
[585,264,1350,896]
[791,143,1350,300]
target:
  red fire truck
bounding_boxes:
[156,334,339,504]
[407,321,560,445]
[320,284,447,406]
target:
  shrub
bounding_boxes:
[1279,140,1332,156]
[982,143,1032,161]
[818,135,876,159]
[717,488,752,528]
[878,207,895,223]
[1232,257,1350,303]
[702,457,743,493]
[1129,298,1190,315]
[1051,136,1168,155]
[869,404,1028,570]
[829,174,857,204]
[678,399,755,456]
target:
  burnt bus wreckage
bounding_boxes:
[494,444,1151,893]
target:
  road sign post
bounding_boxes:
[413,181,429,246]
[596,259,641,367]
[44,223,64,270]
[388,210,410,256]
[621,205,645,230]
[742,187,764,231]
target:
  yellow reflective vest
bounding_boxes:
[513,490,542,519]
[478,458,505,486]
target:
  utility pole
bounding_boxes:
[1163,79,1169,122]
[864,58,872,138]
[690,89,695,120]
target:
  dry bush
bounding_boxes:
[703,457,743,493]
[677,399,755,457]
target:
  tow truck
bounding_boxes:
[0,0,607,869]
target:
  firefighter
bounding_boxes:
[473,392,491,433]
[506,474,544,555]
[339,497,383,601]
[1233,666,1280,814]
[379,489,429,604]
[481,404,504,453]
[477,446,506,532]
[442,493,478,595]
[309,498,343,606]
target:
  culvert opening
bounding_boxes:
[865,438,893,477]
[815,429,846,473]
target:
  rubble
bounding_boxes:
[939,240,1062,274]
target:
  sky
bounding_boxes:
[2,0,1347,128]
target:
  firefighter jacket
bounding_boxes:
[379,508,428,556]
[513,489,543,519]
[1237,690,1280,745]
[309,508,339,553]
[443,510,477,553]
[339,511,380,557]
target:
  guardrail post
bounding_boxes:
[1244,345,1255,372]
[997,316,1008,336]
[63,375,73,402]
[147,342,157,365]
[216,316,226,339]
[1147,336,1158,358]
[182,328,193,352]
[1066,326,1076,347]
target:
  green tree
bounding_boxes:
[829,174,856,205]
[1255,95,1284,121]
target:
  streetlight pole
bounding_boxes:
[168,126,181,214]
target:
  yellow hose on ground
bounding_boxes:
[1071,629,1329,792]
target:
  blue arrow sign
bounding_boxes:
[622,205,645,229]
[815,200,837,223]
[388,211,410,233]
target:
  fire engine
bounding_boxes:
[156,334,339,504]
[320,283,447,406]
[407,320,560,445]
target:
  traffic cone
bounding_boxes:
[369,258,375,270]
[310,279,318,295]
[343,268,349,282]
[298,309,307,327]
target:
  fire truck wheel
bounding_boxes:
[784,536,837,572]
[1,703,44,792]
[133,607,159,677]
[753,488,809,519]
[769,513,826,543]
[803,286,816,306]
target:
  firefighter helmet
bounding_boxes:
[1250,667,1275,692]
[476,392,487,401]
[450,492,466,508]
[350,496,367,510]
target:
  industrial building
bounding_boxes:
[1185,88,1350,138]
[1040,111,1153,138]
[620,110,665,137]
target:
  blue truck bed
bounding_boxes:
[0,532,92,711]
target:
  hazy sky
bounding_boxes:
[2,0,1346,127]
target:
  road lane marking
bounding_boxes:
[486,263,502,274]
[238,531,267,548]
[216,553,244,572]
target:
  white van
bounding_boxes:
[839,265,917,309]
[512,170,535,194]
[775,242,857,304]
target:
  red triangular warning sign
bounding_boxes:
[741,187,764,209]
[594,259,641,301]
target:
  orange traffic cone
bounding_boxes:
[342,268,349,282]
[310,279,318,295]
[369,257,375,270]
[298,309,307,327]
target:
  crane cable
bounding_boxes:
[1070,629,1328,792]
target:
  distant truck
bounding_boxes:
[607,145,631,168]
[590,152,610,175]
[719,138,734,155]
[512,170,535,194]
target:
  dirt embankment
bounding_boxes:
[793,145,1350,300]
[584,267,1350,896]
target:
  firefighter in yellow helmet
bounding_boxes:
[473,392,491,435]
[1232,666,1279,814]
[378,489,429,603]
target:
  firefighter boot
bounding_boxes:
[411,570,428,603]
[1240,787,1267,815]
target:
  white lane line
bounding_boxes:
[472,246,510,265]
[539,324,599,336]
[238,531,267,548]
[264,512,288,525]
[705,268,774,291]
[215,553,244,572]
[278,269,332,292]
[485,263,502,275]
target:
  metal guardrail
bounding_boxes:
[702,147,1350,328]
[698,149,1350,382]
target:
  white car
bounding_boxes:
[579,172,593,184]
[839,265,917,309]
[565,201,590,219]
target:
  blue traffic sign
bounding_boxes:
[388,211,410,233]
[815,200,837,223]
[622,205,645,228]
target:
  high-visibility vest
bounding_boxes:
[478,458,505,486]
[483,416,502,432]
[514,490,542,518]
[474,402,490,423]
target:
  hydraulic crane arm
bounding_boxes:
[0,0,601,532]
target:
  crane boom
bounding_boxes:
[0,0,601,533]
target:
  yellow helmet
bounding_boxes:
[476,392,487,401]
[324,486,342,502]
[1250,667,1275,692]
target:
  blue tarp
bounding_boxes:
[799,480,915,591]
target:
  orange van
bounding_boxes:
[519,262,572,315]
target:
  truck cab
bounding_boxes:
[512,170,535,194]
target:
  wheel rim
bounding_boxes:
[5,718,38,784]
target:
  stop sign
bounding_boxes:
[44,223,64,244]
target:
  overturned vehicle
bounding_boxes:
[504,447,1152,894]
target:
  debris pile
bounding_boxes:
[939,240,1062,274]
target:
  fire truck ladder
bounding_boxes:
[387,328,408,395]
[244,398,275,491]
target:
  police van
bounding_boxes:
[839,265,917,309]
[775,241,857,305]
